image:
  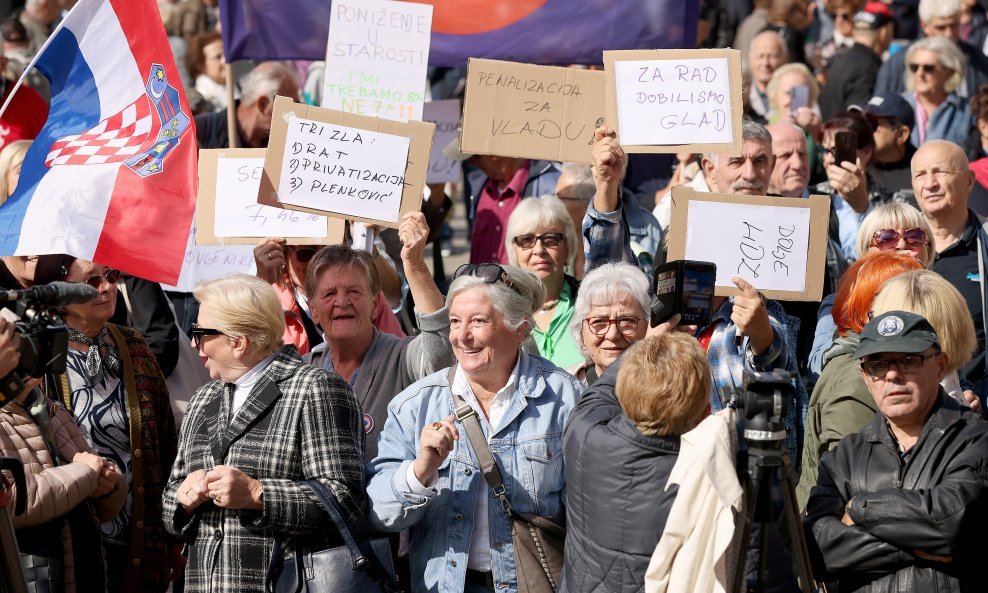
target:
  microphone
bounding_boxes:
[0,281,99,306]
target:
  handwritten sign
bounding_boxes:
[460,59,604,164]
[422,99,460,183]
[322,0,432,121]
[160,224,257,293]
[604,49,742,155]
[196,148,345,245]
[666,187,829,301]
[260,97,435,228]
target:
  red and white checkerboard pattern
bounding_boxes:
[45,96,156,167]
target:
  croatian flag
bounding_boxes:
[0,0,197,284]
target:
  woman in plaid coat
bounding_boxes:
[161,275,366,593]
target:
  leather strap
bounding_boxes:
[302,480,368,570]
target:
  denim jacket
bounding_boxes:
[366,351,584,593]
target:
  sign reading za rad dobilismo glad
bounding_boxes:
[259,96,434,227]
[461,59,605,164]
[604,48,743,154]
[666,187,829,302]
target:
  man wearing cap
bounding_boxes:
[864,92,917,193]
[819,2,894,121]
[805,310,988,592]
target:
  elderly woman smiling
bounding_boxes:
[366,263,584,593]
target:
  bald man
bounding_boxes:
[767,123,811,198]
[912,140,986,396]
[748,31,789,118]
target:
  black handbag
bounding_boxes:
[264,480,398,593]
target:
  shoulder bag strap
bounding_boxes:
[446,365,513,514]
[303,479,369,570]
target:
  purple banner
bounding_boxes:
[220,0,699,66]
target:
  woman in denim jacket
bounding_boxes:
[366,264,584,593]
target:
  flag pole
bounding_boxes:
[225,62,238,148]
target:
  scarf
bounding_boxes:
[54,317,121,378]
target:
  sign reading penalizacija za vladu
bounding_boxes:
[322,0,433,121]
[603,48,743,155]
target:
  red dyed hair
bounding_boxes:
[832,251,923,336]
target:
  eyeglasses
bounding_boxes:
[908,63,939,74]
[190,324,225,349]
[584,316,642,337]
[288,246,318,263]
[81,268,121,289]
[832,11,853,21]
[871,228,929,250]
[512,233,565,249]
[860,352,940,378]
[452,263,521,295]
[816,146,835,158]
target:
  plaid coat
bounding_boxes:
[161,346,366,593]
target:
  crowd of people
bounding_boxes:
[0,0,986,593]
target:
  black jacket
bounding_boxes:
[560,357,680,593]
[819,43,882,121]
[804,392,988,592]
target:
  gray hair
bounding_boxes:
[504,195,579,271]
[240,62,298,107]
[904,37,966,94]
[559,163,596,202]
[446,265,546,338]
[569,262,651,354]
[706,119,773,164]
[919,0,960,23]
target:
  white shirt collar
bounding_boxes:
[451,359,520,435]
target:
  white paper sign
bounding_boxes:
[614,58,732,146]
[279,117,410,223]
[684,200,811,293]
[422,99,460,184]
[214,157,330,237]
[160,225,257,293]
[323,0,433,121]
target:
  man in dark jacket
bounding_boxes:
[805,311,988,592]
[819,3,894,120]
[560,332,711,592]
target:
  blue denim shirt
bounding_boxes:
[365,351,583,593]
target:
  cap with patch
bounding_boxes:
[864,92,915,130]
[854,310,941,359]
[854,2,893,29]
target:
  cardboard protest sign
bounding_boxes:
[460,59,604,164]
[322,0,432,121]
[604,49,742,154]
[159,224,257,293]
[259,96,435,228]
[197,149,346,245]
[666,187,828,301]
[422,99,461,183]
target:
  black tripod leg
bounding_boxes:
[733,469,760,593]
[779,456,819,593]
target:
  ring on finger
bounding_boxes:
[430,421,443,431]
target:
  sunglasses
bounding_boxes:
[871,228,928,250]
[584,316,641,338]
[81,268,121,289]
[190,323,225,349]
[452,263,521,295]
[513,233,565,249]
[908,63,939,74]
[288,246,318,263]
[860,352,940,378]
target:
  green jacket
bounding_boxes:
[795,332,878,510]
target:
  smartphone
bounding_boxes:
[788,85,809,114]
[833,130,857,166]
[650,260,717,328]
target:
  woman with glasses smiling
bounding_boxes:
[32,255,178,593]
[902,35,973,146]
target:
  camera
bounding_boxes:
[730,368,792,446]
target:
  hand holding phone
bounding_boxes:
[788,85,809,115]
[650,260,716,328]
[833,130,858,167]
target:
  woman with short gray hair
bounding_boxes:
[367,263,583,593]
[568,262,651,385]
[903,35,972,146]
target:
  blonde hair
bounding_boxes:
[616,333,711,437]
[504,195,579,271]
[766,63,820,114]
[0,140,31,202]
[872,270,976,372]
[855,202,935,264]
[904,36,966,94]
[194,274,285,357]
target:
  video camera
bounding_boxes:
[730,368,792,447]
[0,281,98,407]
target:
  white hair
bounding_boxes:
[904,36,966,94]
[559,163,596,202]
[919,0,960,23]
[239,62,298,106]
[446,265,546,338]
[504,195,580,271]
[569,262,651,353]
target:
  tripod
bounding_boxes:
[731,438,821,593]
[1,456,29,593]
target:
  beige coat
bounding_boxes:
[0,393,126,593]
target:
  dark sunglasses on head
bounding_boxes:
[81,268,121,289]
[908,63,939,74]
[872,228,928,250]
[453,263,522,294]
[513,232,565,249]
[190,323,224,349]
[288,246,318,263]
